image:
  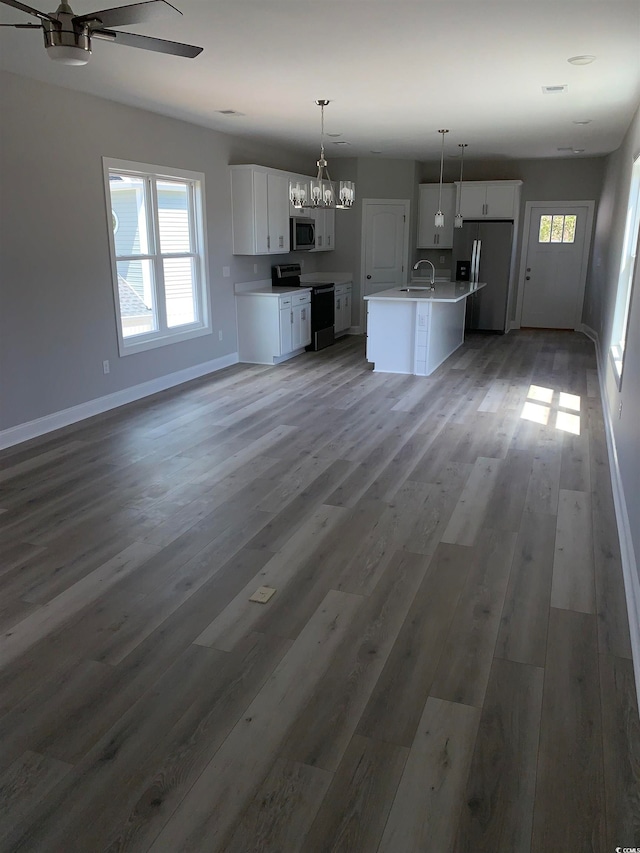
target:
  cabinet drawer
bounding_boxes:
[292,291,311,306]
[279,296,292,307]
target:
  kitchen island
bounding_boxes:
[364,281,486,375]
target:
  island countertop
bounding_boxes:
[364,280,486,303]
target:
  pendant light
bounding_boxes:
[290,100,355,210]
[434,128,449,228]
[454,143,468,228]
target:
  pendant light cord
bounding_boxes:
[437,129,448,210]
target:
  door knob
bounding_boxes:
[366,275,372,279]
[526,276,531,280]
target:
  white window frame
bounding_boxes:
[102,157,211,356]
[610,151,640,388]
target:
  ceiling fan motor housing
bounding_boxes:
[43,8,91,63]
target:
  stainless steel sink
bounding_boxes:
[399,286,435,292]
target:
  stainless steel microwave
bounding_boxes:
[290,216,316,251]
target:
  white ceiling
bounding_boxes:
[2,0,640,162]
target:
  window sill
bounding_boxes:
[118,323,212,357]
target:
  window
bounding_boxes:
[610,153,640,386]
[103,158,210,355]
[538,214,577,244]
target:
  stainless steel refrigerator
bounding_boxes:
[452,220,514,333]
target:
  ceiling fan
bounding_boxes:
[0,0,203,65]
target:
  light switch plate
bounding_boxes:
[249,586,276,604]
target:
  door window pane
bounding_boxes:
[551,215,564,242]
[563,215,577,243]
[164,257,196,327]
[538,215,551,242]
[538,213,578,244]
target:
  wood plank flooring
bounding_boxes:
[0,330,638,852]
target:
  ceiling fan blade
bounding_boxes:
[0,0,55,22]
[0,20,40,25]
[93,27,202,57]
[73,0,179,30]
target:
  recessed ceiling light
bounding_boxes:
[542,85,568,94]
[370,150,382,154]
[572,148,586,153]
[332,140,350,145]
[572,119,592,125]
[327,132,342,138]
[557,146,574,151]
[216,110,245,117]
[568,55,596,65]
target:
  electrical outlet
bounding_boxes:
[249,586,276,604]
[222,266,230,278]
[440,255,445,264]
[218,330,223,342]
[253,264,258,274]
[102,360,110,374]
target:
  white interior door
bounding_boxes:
[361,199,410,328]
[519,204,592,329]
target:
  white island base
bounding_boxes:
[365,282,485,376]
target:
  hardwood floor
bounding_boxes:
[0,330,638,852]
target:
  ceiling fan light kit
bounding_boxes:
[0,0,203,64]
[290,99,356,211]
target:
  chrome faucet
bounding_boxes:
[413,259,436,285]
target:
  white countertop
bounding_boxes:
[300,272,352,286]
[364,281,486,303]
[236,285,312,297]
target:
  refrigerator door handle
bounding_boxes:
[471,240,478,284]
[475,239,482,283]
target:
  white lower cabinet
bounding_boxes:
[334,283,352,335]
[237,290,311,364]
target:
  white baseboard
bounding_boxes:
[586,323,640,712]
[0,352,240,451]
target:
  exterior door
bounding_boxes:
[362,199,410,327]
[520,204,591,329]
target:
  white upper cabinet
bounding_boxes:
[311,206,336,252]
[417,183,456,248]
[455,180,522,219]
[231,165,290,255]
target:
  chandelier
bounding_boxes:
[290,100,355,210]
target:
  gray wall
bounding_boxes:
[0,71,321,431]
[587,101,640,573]
[316,157,419,327]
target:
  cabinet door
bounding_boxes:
[458,184,487,218]
[344,285,351,330]
[311,208,325,251]
[417,184,455,248]
[267,173,290,253]
[324,208,335,250]
[485,184,517,218]
[253,170,270,254]
[279,301,293,355]
[334,289,343,332]
[293,302,311,348]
